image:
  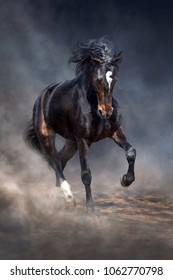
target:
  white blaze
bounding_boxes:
[106,71,113,89]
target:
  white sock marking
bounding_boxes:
[60,179,74,202]
[106,71,113,89]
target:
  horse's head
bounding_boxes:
[90,49,122,118]
[69,38,122,119]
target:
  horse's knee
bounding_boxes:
[126,146,136,163]
[81,169,91,186]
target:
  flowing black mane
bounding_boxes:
[69,37,115,75]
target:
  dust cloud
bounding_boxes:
[0,0,173,259]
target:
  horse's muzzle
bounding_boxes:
[98,105,113,119]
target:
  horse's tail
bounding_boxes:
[23,83,58,159]
[23,119,43,156]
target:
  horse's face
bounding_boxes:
[91,52,122,119]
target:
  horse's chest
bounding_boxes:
[77,118,111,142]
[91,120,112,141]
[76,110,117,141]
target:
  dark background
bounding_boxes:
[0,0,173,259]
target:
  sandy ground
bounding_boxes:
[0,183,173,260]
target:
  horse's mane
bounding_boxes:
[69,37,114,75]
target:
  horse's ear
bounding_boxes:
[113,51,122,64]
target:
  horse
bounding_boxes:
[24,37,136,211]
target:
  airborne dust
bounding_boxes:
[0,0,173,259]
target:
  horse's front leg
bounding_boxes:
[112,126,136,187]
[77,139,94,211]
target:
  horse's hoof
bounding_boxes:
[64,199,77,211]
[66,196,76,207]
[86,203,95,214]
[87,207,95,215]
[120,174,134,187]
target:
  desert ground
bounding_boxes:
[0,180,173,260]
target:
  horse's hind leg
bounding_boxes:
[34,120,75,204]
[112,126,136,187]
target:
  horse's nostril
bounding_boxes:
[108,108,113,116]
[98,107,113,119]
[99,109,103,116]
[99,110,107,119]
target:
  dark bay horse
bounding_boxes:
[24,38,136,211]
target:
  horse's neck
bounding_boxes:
[74,71,97,107]
[83,81,97,107]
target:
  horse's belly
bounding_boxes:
[52,121,76,140]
